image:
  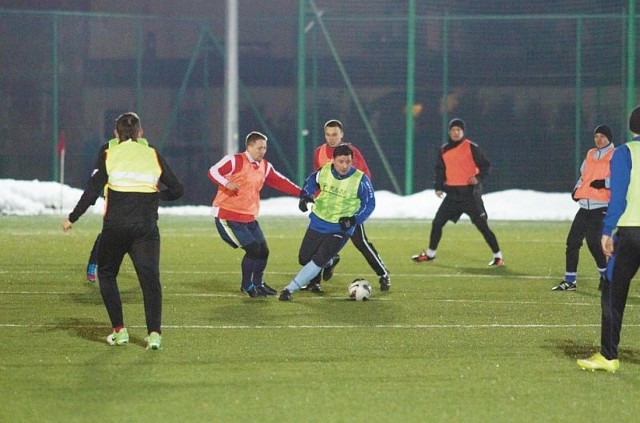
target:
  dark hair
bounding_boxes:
[630,106,640,134]
[324,119,343,131]
[245,131,267,146]
[333,144,353,158]
[115,112,141,141]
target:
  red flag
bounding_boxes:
[57,130,66,156]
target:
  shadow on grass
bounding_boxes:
[40,317,146,347]
[574,288,640,307]
[437,263,533,279]
[550,338,640,364]
[67,285,142,305]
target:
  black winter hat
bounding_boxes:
[594,125,612,142]
[630,106,640,134]
[448,118,465,131]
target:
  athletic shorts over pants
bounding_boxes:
[298,228,349,268]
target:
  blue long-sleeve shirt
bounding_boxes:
[301,165,376,235]
[603,137,640,236]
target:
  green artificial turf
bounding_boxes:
[1,216,639,422]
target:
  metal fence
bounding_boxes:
[0,2,637,205]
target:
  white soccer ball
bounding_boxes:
[348,279,372,301]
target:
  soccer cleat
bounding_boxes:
[379,275,391,292]
[322,254,340,281]
[412,252,435,263]
[488,258,505,267]
[146,332,162,350]
[306,281,323,293]
[241,285,267,298]
[259,282,277,296]
[106,328,129,346]
[577,352,619,373]
[551,281,576,291]
[86,263,97,282]
[279,289,292,301]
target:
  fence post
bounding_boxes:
[627,0,637,134]
[405,0,416,195]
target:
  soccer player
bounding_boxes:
[552,125,614,291]
[308,119,390,292]
[577,106,640,372]
[412,118,504,266]
[62,112,184,350]
[208,131,302,297]
[279,144,376,301]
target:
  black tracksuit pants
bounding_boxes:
[565,207,607,274]
[97,222,162,334]
[600,227,640,360]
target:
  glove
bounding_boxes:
[590,179,606,189]
[338,216,357,231]
[298,195,314,212]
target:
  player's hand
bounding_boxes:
[590,179,606,189]
[298,194,314,212]
[338,216,357,231]
[435,190,444,198]
[468,176,479,185]
[601,235,614,257]
[225,181,239,196]
[62,219,73,233]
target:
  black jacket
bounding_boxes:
[68,141,184,227]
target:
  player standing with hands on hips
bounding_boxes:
[552,125,614,291]
[577,107,640,373]
[412,118,504,266]
[62,112,184,350]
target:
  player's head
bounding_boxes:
[245,131,268,161]
[115,112,142,141]
[593,125,612,149]
[448,118,465,142]
[630,106,640,135]
[324,119,344,148]
[332,144,353,175]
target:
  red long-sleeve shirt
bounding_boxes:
[313,143,372,180]
[208,152,301,222]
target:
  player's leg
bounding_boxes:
[600,228,640,360]
[97,226,130,344]
[280,231,346,300]
[245,221,274,295]
[128,223,162,338]
[466,192,502,265]
[214,218,266,297]
[413,198,455,262]
[554,209,585,291]
[350,223,390,291]
[296,228,324,292]
[86,233,101,282]
[584,208,608,276]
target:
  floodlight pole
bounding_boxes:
[225,0,239,154]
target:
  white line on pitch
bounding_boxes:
[2,323,638,330]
